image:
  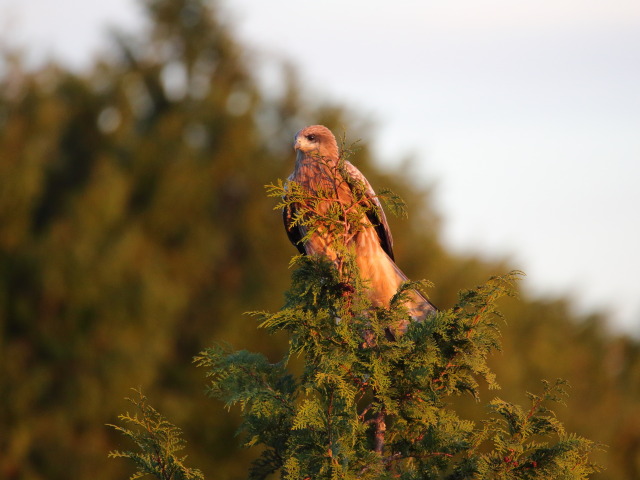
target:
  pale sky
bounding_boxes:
[1,0,639,334]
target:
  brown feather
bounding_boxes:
[285,125,436,332]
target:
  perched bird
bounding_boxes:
[283,125,436,334]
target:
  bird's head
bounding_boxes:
[294,125,339,160]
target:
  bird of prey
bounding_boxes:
[283,125,436,334]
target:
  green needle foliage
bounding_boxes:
[107,130,603,478]
[194,170,601,479]
[477,379,599,479]
[109,139,601,479]
[109,389,204,480]
[196,258,599,479]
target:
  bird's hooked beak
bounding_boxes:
[293,134,302,151]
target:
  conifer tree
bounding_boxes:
[112,146,600,479]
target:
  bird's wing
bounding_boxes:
[283,174,307,255]
[343,161,395,261]
[283,203,307,255]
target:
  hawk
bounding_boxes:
[283,125,436,334]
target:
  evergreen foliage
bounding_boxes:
[109,138,600,479]
[190,197,600,478]
[109,389,204,480]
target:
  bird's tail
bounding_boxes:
[390,261,437,336]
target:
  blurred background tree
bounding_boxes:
[0,0,638,478]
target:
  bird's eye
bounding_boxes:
[306,134,316,141]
